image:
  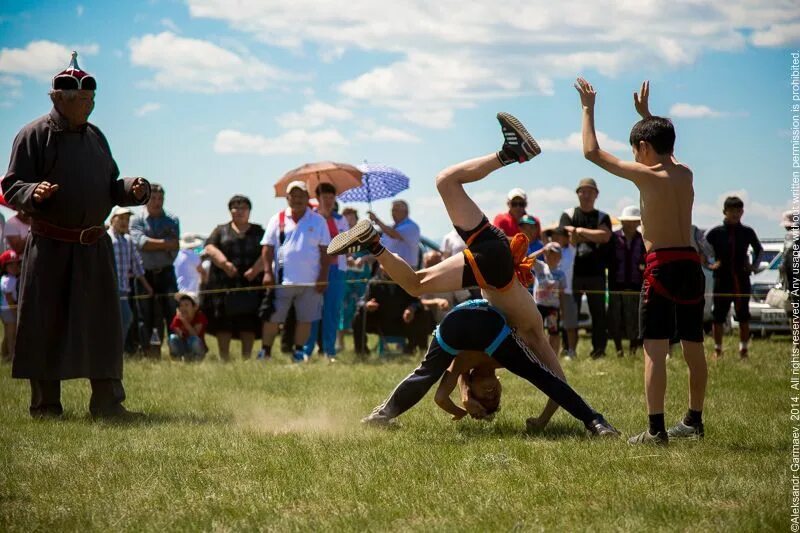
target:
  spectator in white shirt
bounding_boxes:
[440,229,466,259]
[174,233,207,296]
[4,211,30,255]
[259,181,330,362]
[369,200,421,268]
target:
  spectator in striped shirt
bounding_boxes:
[108,207,153,352]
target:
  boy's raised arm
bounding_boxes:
[575,77,651,182]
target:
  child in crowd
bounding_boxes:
[546,226,578,359]
[0,250,21,362]
[168,292,208,361]
[529,243,566,355]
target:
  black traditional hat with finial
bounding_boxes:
[52,51,96,91]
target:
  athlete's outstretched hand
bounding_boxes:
[634,80,651,119]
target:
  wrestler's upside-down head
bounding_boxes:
[465,366,502,417]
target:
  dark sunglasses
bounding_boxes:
[52,74,97,91]
[510,201,527,208]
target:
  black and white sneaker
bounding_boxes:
[667,420,704,440]
[327,219,379,256]
[627,429,669,446]
[361,411,397,427]
[586,416,621,438]
[496,112,542,165]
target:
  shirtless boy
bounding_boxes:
[329,113,570,421]
[575,78,707,444]
[362,299,618,437]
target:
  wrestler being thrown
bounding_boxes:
[360,299,619,437]
[329,113,615,434]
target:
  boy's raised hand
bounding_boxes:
[574,77,596,109]
[634,80,651,118]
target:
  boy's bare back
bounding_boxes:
[633,161,693,251]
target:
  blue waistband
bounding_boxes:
[434,300,511,356]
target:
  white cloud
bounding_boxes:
[539,131,629,152]
[134,102,162,117]
[276,101,353,128]
[213,128,348,156]
[160,18,180,33]
[186,0,800,127]
[0,41,99,81]
[692,189,791,231]
[750,23,800,47]
[356,126,420,144]
[669,103,726,119]
[76,5,84,17]
[128,32,284,93]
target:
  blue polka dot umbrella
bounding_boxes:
[337,163,410,208]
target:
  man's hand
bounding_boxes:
[222,261,238,278]
[402,308,415,324]
[365,299,379,312]
[32,181,59,203]
[262,271,274,287]
[463,398,487,420]
[633,80,651,119]
[437,299,450,311]
[367,211,379,223]
[574,77,596,110]
[130,177,148,200]
[315,276,327,294]
[243,268,258,282]
[708,260,721,271]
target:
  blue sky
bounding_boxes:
[0,1,797,240]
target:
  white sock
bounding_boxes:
[714,344,722,352]
[739,341,748,351]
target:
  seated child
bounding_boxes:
[0,250,21,362]
[529,243,566,355]
[168,292,208,361]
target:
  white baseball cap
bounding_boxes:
[286,180,308,194]
[618,205,641,222]
[507,188,527,201]
[110,206,133,218]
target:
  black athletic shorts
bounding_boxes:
[456,216,515,291]
[639,247,705,342]
[712,276,751,323]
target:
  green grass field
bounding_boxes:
[0,334,790,531]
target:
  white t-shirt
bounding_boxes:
[558,244,575,295]
[381,217,421,268]
[4,215,29,250]
[174,249,202,294]
[0,274,18,310]
[440,229,466,258]
[321,212,350,271]
[262,208,330,285]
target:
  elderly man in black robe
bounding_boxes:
[2,52,151,419]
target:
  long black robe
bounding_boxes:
[2,108,150,380]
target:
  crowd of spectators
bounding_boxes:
[0,176,783,365]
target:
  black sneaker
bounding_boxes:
[667,420,704,440]
[496,112,541,165]
[328,219,379,256]
[590,349,606,359]
[627,429,669,445]
[586,416,620,438]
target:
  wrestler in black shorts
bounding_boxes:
[457,216,516,291]
[639,247,705,342]
[362,299,618,436]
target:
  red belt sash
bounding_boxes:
[643,249,701,305]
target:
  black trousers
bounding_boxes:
[373,313,598,426]
[351,307,431,353]
[573,274,608,353]
[136,268,178,352]
[29,379,126,417]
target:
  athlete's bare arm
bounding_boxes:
[434,369,469,420]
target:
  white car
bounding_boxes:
[731,252,790,337]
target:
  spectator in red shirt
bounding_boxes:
[492,188,528,238]
[168,292,208,361]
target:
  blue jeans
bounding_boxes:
[168,334,206,360]
[119,293,133,352]
[305,266,346,357]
